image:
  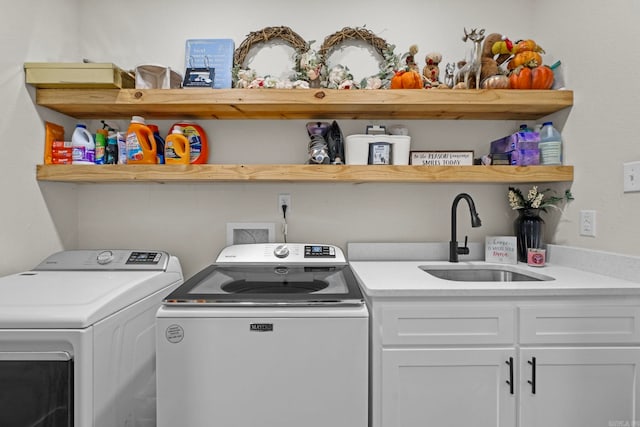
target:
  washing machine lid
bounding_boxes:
[164,244,363,306]
[163,264,364,306]
[0,250,182,328]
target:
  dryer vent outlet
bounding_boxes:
[226,222,276,246]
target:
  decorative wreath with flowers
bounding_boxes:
[232,26,398,90]
[233,26,312,89]
[294,45,324,87]
[318,27,399,89]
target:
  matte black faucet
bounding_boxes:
[450,193,482,262]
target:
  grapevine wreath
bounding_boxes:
[318,26,398,89]
[233,26,312,88]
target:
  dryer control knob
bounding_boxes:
[96,250,114,265]
[273,244,290,259]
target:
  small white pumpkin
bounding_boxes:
[481,74,510,89]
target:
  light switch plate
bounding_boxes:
[624,161,640,193]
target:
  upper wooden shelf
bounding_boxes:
[34,88,573,120]
[36,164,574,184]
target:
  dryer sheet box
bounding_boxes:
[184,39,235,89]
[490,130,540,166]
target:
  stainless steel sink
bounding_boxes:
[420,264,554,282]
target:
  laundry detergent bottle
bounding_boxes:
[148,124,165,164]
[125,116,157,164]
[94,129,108,165]
[71,124,95,165]
[164,126,190,164]
[169,122,208,164]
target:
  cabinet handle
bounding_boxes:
[505,357,514,394]
[527,357,537,394]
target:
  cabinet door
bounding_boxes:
[519,347,640,427]
[382,348,516,427]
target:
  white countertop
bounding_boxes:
[349,260,640,298]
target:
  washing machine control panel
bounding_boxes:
[126,251,163,264]
[34,250,170,271]
[273,245,290,259]
[216,243,345,264]
[304,245,336,258]
[96,250,114,265]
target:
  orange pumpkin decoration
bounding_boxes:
[390,71,403,89]
[531,66,554,89]
[510,67,533,89]
[507,51,543,70]
[509,65,554,90]
[515,39,545,54]
[391,70,424,89]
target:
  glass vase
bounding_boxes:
[514,208,545,262]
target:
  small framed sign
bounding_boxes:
[485,236,518,264]
[410,151,474,166]
[183,67,215,88]
[368,142,392,165]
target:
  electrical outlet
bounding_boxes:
[624,161,640,193]
[579,210,596,237]
[278,193,291,213]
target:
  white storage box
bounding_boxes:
[345,134,411,165]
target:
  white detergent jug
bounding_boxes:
[72,124,95,165]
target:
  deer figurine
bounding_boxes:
[458,28,485,89]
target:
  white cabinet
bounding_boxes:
[382,348,516,427]
[518,347,640,427]
[518,304,640,427]
[370,302,516,427]
[369,299,640,427]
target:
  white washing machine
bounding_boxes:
[156,243,369,427]
[0,250,183,427]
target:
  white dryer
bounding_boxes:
[0,250,183,427]
[157,243,369,427]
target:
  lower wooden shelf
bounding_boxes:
[36,164,574,183]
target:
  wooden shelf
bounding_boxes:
[33,86,574,185]
[36,164,574,183]
[34,88,573,120]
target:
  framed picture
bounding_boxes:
[410,151,474,166]
[183,67,215,88]
[368,142,392,165]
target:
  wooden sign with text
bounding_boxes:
[410,151,474,166]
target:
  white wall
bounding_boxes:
[2,0,639,277]
[530,0,640,252]
[1,0,80,274]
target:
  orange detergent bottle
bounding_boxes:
[125,116,157,164]
[169,122,208,164]
[164,126,190,164]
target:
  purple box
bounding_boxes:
[491,131,540,153]
[490,131,540,166]
[508,149,540,165]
